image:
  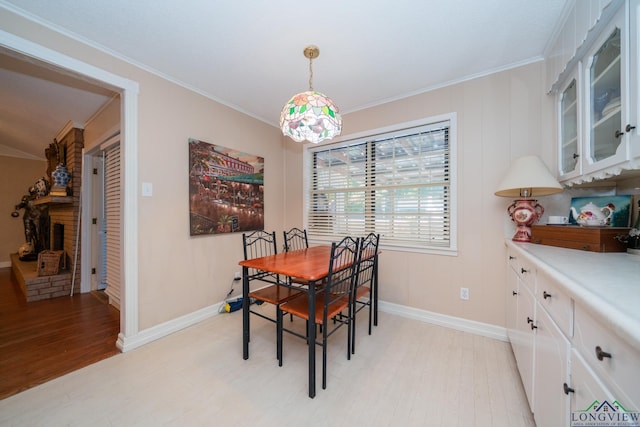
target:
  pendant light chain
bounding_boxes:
[308,55,314,91]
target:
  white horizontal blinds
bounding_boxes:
[309,121,450,249]
[104,143,121,308]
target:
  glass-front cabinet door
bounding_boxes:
[559,74,580,179]
[629,0,640,159]
[583,11,627,173]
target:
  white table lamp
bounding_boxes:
[495,155,563,242]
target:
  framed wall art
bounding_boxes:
[188,138,264,235]
[568,195,632,227]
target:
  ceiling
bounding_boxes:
[0,0,569,160]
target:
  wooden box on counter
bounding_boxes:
[531,225,630,252]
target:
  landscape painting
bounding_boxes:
[188,138,264,235]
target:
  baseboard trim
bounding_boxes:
[117,302,225,352]
[379,301,508,342]
[116,299,507,352]
[0,261,11,268]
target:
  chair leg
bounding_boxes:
[277,307,283,367]
[347,306,352,360]
[322,329,327,390]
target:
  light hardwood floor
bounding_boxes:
[0,302,535,426]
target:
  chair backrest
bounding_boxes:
[355,233,380,292]
[283,227,308,252]
[323,236,360,315]
[242,230,279,283]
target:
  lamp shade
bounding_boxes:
[280,90,342,143]
[495,155,563,197]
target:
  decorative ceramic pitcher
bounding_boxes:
[570,202,614,226]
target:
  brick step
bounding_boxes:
[10,253,72,301]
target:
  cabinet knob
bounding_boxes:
[615,129,624,138]
[530,322,537,330]
[509,255,515,260]
[521,268,529,274]
[527,316,533,324]
[563,383,575,395]
[543,291,551,300]
[512,290,518,296]
[595,346,612,361]
[626,124,636,132]
[572,153,580,159]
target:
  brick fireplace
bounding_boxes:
[11,125,84,301]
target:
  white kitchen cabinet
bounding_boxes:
[558,70,582,180]
[568,349,616,418]
[574,302,640,410]
[582,8,628,174]
[628,0,640,158]
[533,302,571,427]
[504,241,640,426]
[506,250,537,411]
[506,252,519,343]
[554,1,640,185]
[514,284,536,410]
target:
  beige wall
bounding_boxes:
[283,62,555,327]
[1,7,555,333]
[0,156,47,265]
[1,9,284,331]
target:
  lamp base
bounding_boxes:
[507,198,544,243]
[512,225,534,242]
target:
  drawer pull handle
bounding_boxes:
[512,290,518,296]
[563,383,575,395]
[595,346,611,361]
[509,256,515,260]
[521,268,529,274]
[527,316,533,324]
[530,322,537,330]
[543,291,551,299]
[626,124,636,132]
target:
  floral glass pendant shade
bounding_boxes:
[280,46,342,143]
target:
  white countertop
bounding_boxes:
[506,241,640,352]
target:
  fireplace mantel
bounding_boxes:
[32,195,73,206]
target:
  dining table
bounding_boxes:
[238,245,379,398]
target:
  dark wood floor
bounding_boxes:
[0,267,120,400]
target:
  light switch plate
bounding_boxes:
[142,182,153,197]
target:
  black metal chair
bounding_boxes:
[352,232,380,354]
[277,236,360,390]
[283,227,314,287]
[242,230,302,360]
[283,227,309,252]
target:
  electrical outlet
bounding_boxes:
[234,272,242,280]
[460,287,469,301]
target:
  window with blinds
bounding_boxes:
[306,117,456,253]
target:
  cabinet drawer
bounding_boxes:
[574,303,640,410]
[508,250,535,292]
[536,268,573,339]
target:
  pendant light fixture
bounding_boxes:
[280,45,342,143]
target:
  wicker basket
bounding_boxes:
[37,250,64,276]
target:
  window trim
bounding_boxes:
[303,113,458,256]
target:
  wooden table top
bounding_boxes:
[239,246,332,282]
